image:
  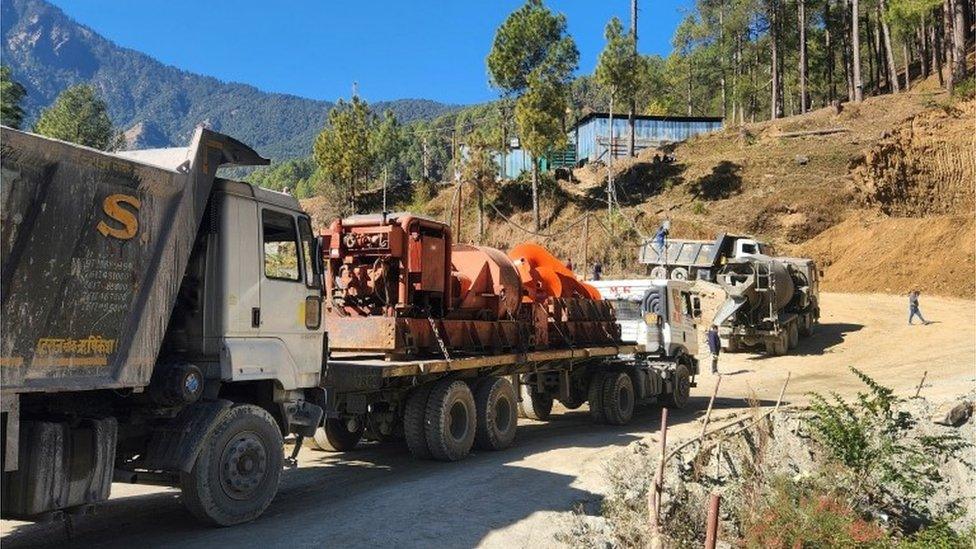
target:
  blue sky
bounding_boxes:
[50,0,691,105]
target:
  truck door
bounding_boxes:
[667,286,697,353]
[258,208,322,375]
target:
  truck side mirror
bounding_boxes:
[309,236,325,289]
[692,296,702,319]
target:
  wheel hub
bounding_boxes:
[220,432,268,500]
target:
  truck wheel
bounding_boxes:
[601,372,635,425]
[404,384,434,459]
[787,323,799,350]
[558,393,586,410]
[425,379,477,461]
[587,372,608,424]
[663,365,691,409]
[723,337,739,353]
[670,267,689,280]
[473,377,518,451]
[798,314,814,337]
[309,418,363,452]
[180,404,283,526]
[518,383,554,421]
[765,334,787,356]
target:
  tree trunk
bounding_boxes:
[771,0,782,118]
[478,186,484,242]
[687,63,693,115]
[949,0,967,90]
[799,0,809,112]
[878,0,900,92]
[903,40,912,90]
[919,18,930,76]
[866,14,877,92]
[932,13,944,87]
[843,0,855,100]
[531,161,540,231]
[944,0,954,89]
[852,0,864,101]
[826,0,836,102]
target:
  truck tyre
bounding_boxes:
[473,376,518,451]
[723,337,740,353]
[600,372,635,426]
[798,313,814,337]
[787,323,799,350]
[587,372,608,424]
[670,267,689,280]
[180,404,283,526]
[404,384,434,459]
[518,383,554,421]
[309,418,363,452]
[662,365,691,409]
[558,393,586,410]
[764,333,787,356]
[425,379,477,461]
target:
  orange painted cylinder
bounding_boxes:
[508,243,601,301]
[451,244,522,319]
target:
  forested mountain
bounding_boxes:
[0,0,458,158]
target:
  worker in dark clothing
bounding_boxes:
[706,324,721,374]
[908,290,929,325]
[592,261,602,281]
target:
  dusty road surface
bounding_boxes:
[3,293,973,548]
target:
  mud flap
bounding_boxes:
[144,399,232,473]
[2,417,117,519]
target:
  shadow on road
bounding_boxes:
[1,396,770,549]
[744,322,864,360]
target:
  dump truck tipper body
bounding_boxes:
[638,233,776,281]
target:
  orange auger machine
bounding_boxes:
[321,213,620,357]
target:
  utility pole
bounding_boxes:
[583,215,590,280]
[456,182,463,244]
[382,166,388,212]
[629,0,638,157]
[852,0,864,101]
[607,93,615,236]
[422,137,430,181]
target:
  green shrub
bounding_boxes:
[806,367,969,518]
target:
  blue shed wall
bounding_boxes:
[574,117,723,163]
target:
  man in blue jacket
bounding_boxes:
[706,324,721,375]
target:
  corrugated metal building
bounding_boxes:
[571,112,724,164]
[463,113,723,179]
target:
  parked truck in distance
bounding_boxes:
[712,254,821,355]
[638,233,776,281]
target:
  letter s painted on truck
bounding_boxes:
[96,193,141,240]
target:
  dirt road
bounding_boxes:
[3,293,973,548]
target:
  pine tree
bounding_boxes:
[1,66,27,129]
[34,84,116,150]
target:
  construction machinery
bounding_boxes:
[1,127,699,527]
[315,215,696,455]
[712,254,821,355]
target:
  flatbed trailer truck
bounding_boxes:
[1,127,697,526]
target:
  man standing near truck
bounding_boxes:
[908,290,929,325]
[706,324,721,374]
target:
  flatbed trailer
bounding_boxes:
[311,342,696,459]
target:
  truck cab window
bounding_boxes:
[262,209,300,281]
[298,217,319,288]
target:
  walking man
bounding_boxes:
[908,290,929,325]
[706,324,721,375]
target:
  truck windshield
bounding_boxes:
[610,299,641,321]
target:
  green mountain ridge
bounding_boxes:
[0,0,460,159]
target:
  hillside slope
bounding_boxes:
[0,0,457,158]
[394,74,973,298]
